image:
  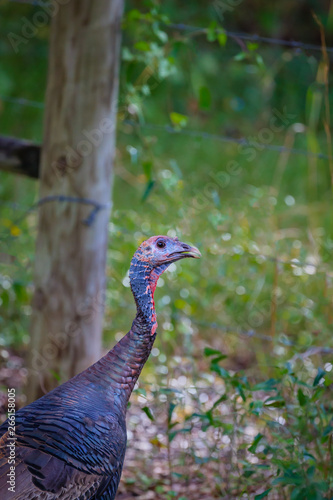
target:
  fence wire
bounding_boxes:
[5,1,333,55]
[177,314,333,354]
[167,23,333,55]
[0,95,331,161]
[125,121,332,161]
[0,196,331,276]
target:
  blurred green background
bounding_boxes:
[1,0,332,362]
[1,1,333,498]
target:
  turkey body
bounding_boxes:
[0,329,146,499]
[0,236,200,499]
[0,361,128,499]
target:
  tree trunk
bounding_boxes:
[27,0,124,402]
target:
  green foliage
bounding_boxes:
[197,348,333,498]
[169,112,188,129]
[132,348,333,498]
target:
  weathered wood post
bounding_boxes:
[27,0,124,402]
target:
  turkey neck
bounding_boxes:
[129,255,170,334]
[92,257,168,407]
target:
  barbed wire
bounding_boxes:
[175,314,333,355]
[0,197,331,275]
[229,249,331,275]
[37,195,111,225]
[0,200,26,210]
[125,121,332,161]
[7,0,46,6]
[166,23,333,55]
[1,95,330,160]
[5,0,333,55]
[0,95,45,109]
[0,195,110,244]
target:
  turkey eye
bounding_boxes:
[157,240,166,249]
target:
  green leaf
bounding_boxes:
[313,367,325,386]
[204,348,228,364]
[50,370,61,382]
[252,379,278,391]
[255,489,272,500]
[211,394,227,409]
[236,383,246,402]
[168,430,178,442]
[134,388,147,397]
[211,363,230,379]
[207,21,217,42]
[134,41,150,52]
[307,466,315,478]
[272,474,303,486]
[160,387,183,395]
[323,423,333,436]
[127,9,142,21]
[290,487,303,500]
[12,282,29,301]
[255,53,265,68]
[243,469,255,478]
[204,347,223,357]
[141,180,155,202]
[199,86,212,110]
[217,30,227,46]
[1,290,9,308]
[249,400,264,416]
[142,160,153,181]
[168,401,177,424]
[234,51,246,61]
[297,388,307,406]
[142,406,155,421]
[264,396,285,408]
[170,112,188,129]
[248,433,263,453]
[247,42,259,51]
[152,22,168,43]
[122,47,134,61]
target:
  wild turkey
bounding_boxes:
[0,235,200,499]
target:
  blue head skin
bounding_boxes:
[129,235,201,334]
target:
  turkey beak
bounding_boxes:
[180,243,201,259]
[169,242,201,261]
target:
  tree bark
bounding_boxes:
[27,0,124,402]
